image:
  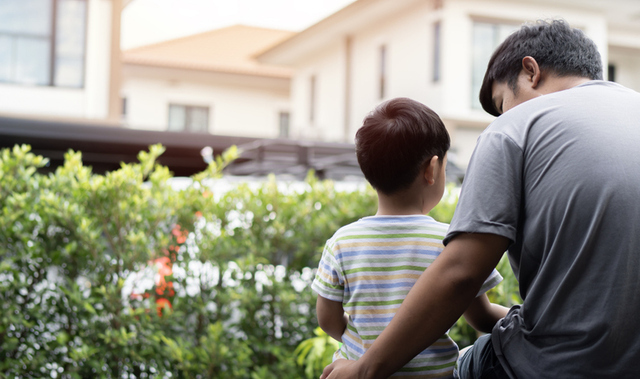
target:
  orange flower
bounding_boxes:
[156,298,172,317]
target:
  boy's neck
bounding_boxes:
[376,189,430,216]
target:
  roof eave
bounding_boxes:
[257,0,424,66]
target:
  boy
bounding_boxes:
[311,98,509,378]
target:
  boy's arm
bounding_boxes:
[463,293,510,334]
[317,295,348,342]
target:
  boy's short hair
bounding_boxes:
[479,19,603,116]
[355,97,450,195]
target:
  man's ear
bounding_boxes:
[522,56,542,88]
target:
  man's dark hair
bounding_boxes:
[355,97,450,195]
[479,19,603,116]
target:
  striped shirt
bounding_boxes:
[312,215,503,378]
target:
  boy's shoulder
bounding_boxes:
[330,215,449,241]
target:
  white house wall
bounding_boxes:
[122,68,290,138]
[349,2,443,141]
[291,1,443,144]
[290,42,346,142]
[0,0,112,119]
[609,47,640,92]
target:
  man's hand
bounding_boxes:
[320,359,360,379]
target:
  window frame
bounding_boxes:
[167,103,211,133]
[379,44,387,99]
[0,0,88,88]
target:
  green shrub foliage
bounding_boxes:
[0,144,519,378]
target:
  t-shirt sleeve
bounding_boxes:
[444,131,523,246]
[477,268,503,297]
[311,240,345,302]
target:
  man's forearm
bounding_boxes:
[356,259,482,378]
[354,234,507,378]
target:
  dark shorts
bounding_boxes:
[457,334,510,379]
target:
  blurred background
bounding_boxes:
[2,1,640,377]
[2,0,639,182]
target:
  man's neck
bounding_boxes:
[540,75,592,95]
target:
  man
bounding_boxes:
[321,19,640,378]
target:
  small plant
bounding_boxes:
[294,327,341,379]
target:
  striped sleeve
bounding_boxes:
[312,239,345,302]
[477,268,503,297]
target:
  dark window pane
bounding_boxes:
[471,22,517,109]
[433,22,441,82]
[310,75,316,123]
[607,64,616,82]
[279,111,290,137]
[121,97,127,116]
[379,45,386,99]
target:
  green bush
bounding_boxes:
[0,144,379,378]
[0,144,520,378]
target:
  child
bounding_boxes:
[311,98,509,378]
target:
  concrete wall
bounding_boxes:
[121,66,290,138]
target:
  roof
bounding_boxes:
[257,0,424,66]
[0,115,366,180]
[258,0,640,66]
[122,24,296,78]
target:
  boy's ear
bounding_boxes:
[423,155,439,185]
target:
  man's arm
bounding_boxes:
[321,233,509,379]
[316,295,348,342]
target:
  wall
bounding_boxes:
[290,41,346,142]
[609,47,640,92]
[121,66,290,138]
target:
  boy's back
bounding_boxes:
[312,215,502,377]
[312,97,508,378]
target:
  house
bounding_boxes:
[257,0,640,167]
[120,25,295,139]
[0,3,361,180]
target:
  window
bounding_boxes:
[0,0,87,87]
[608,64,616,82]
[471,22,518,109]
[379,45,387,99]
[309,75,316,124]
[121,97,127,118]
[279,111,290,138]
[433,22,441,82]
[168,104,210,133]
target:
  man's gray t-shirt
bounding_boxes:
[445,81,640,378]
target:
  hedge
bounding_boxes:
[0,144,519,378]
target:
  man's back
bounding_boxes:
[451,80,640,377]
